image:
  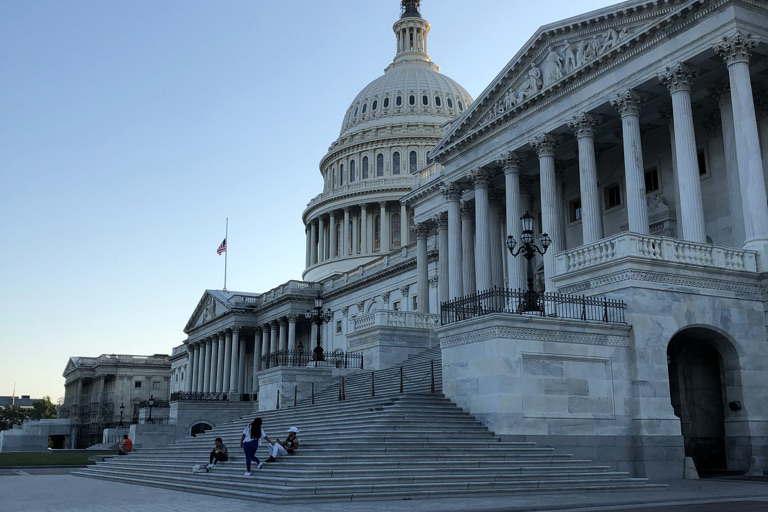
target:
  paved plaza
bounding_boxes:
[1,468,767,512]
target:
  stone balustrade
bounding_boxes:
[351,310,439,333]
[305,176,415,209]
[555,232,758,275]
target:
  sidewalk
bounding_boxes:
[1,469,766,512]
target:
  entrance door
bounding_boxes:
[667,331,727,472]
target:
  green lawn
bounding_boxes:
[0,451,114,467]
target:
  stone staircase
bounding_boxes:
[75,347,663,503]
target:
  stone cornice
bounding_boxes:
[440,325,630,348]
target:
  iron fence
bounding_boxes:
[170,392,228,402]
[261,349,363,370]
[440,287,626,325]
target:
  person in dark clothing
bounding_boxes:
[206,437,228,469]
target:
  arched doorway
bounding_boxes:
[190,422,212,437]
[667,327,735,473]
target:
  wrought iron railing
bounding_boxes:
[440,287,626,325]
[261,349,363,370]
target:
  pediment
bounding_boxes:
[63,358,77,376]
[432,0,701,159]
[184,290,230,333]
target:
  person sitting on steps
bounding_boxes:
[117,434,132,455]
[266,426,299,462]
[206,437,228,469]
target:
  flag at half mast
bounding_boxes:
[217,238,227,255]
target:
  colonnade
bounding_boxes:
[184,314,300,395]
[306,201,411,266]
[412,32,767,304]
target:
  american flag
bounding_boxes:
[217,238,227,255]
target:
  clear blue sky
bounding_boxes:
[0,0,618,401]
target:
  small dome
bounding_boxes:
[338,63,472,138]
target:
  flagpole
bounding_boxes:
[224,218,228,291]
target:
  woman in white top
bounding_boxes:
[239,417,271,476]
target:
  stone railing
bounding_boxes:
[350,311,439,333]
[231,281,319,307]
[555,233,758,275]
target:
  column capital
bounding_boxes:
[381,291,390,304]
[568,112,602,138]
[469,168,493,188]
[713,32,757,66]
[709,79,731,107]
[441,183,463,201]
[411,222,431,239]
[460,201,475,219]
[270,319,279,328]
[341,306,349,316]
[489,188,505,205]
[610,89,644,117]
[658,63,698,93]
[356,300,365,312]
[432,211,448,230]
[400,284,410,296]
[360,202,368,212]
[343,206,350,213]
[286,313,298,323]
[261,324,270,333]
[530,133,558,157]
[230,326,241,334]
[499,151,522,173]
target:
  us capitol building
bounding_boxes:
[165,0,768,479]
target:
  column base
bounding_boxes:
[743,237,768,272]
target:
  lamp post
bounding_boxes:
[505,211,552,312]
[119,403,125,427]
[147,395,155,424]
[304,293,332,362]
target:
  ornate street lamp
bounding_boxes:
[147,395,155,424]
[505,211,552,312]
[119,403,125,427]
[304,293,333,362]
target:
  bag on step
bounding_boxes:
[192,464,207,473]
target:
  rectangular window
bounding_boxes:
[412,295,418,311]
[644,166,660,193]
[393,301,400,311]
[335,320,342,334]
[134,381,142,389]
[569,198,582,223]
[152,382,161,390]
[604,183,622,210]
[697,149,709,178]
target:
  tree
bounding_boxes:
[29,396,57,420]
[0,405,28,431]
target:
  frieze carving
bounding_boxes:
[713,32,757,66]
[440,326,629,349]
[557,270,762,297]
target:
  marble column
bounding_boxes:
[261,325,270,359]
[658,63,706,243]
[380,201,390,253]
[329,210,337,259]
[435,212,449,305]
[501,152,526,290]
[400,203,409,247]
[310,220,318,265]
[461,202,476,294]
[489,189,505,290]
[279,318,287,351]
[531,134,559,292]
[201,338,210,393]
[305,226,311,268]
[252,329,261,391]
[287,314,297,351]
[471,168,493,292]
[713,32,768,258]
[222,330,232,393]
[711,81,745,246]
[237,334,247,394]
[361,204,369,254]
[215,332,225,393]
[270,321,279,355]
[229,327,240,394]
[443,184,463,298]
[343,207,350,256]
[318,216,326,262]
[611,90,650,235]
[414,223,430,313]
[197,342,206,393]
[568,112,605,243]
[188,344,197,393]
[352,211,359,255]
[210,336,219,394]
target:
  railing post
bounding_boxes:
[400,367,404,393]
[341,377,346,401]
[338,378,343,401]
[371,371,375,397]
[311,383,314,405]
[276,390,280,410]
[431,360,435,394]
[294,385,297,407]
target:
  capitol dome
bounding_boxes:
[302,0,473,282]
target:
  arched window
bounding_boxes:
[376,154,384,176]
[339,163,344,186]
[396,96,402,106]
[372,100,378,111]
[447,97,453,108]
[383,97,389,108]
[362,103,367,113]
[354,107,358,118]
[392,152,400,175]
[409,151,418,173]
[374,215,381,251]
[336,222,342,257]
[458,101,463,111]
[422,95,428,105]
[409,95,415,106]
[362,156,369,179]
[350,160,356,182]
[332,167,336,188]
[435,96,442,106]
[391,213,401,248]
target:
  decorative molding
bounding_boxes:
[441,183,463,202]
[712,31,757,66]
[530,133,558,157]
[400,284,410,296]
[381,292,390,304]
[440,326,629,348]
[428,274,439,288]
[610,89,644,117]
[499,151,522,173]
[568,112,602,138]
[356,300,365,312]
